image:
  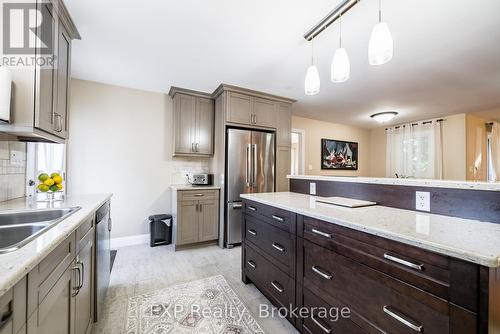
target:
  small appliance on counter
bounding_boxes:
[191,173,214,185]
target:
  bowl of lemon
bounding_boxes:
[37,172,64,194]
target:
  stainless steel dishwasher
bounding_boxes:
[94,201,111,322]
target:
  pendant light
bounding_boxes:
[304,39,320,95]
[331,14,350,83]
[368,0,393,66]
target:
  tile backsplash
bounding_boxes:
[0,141,27,202]
[170,158,210,185]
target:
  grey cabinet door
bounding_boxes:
[276,103,292,147]
[173,94,196,155]
[75,231,94,334]
[54,22,71,139]
[227,92,253,125]
[253,98,276,128]
[276,146,291,192]
[34,2,57,135]
[27,261,76,334]
[177,201,199,246]
[195,97,214,155]
[198,199,218,242]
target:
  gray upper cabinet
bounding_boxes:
[253,97,276,128]
[0,0,80,143]
[227,92,253,125]
[169,88,214,157]
[276,103,292,147]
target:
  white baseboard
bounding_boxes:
[111,234,149,249]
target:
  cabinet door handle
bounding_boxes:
[54,113,63,132]
[195,143,199,152]
[272,243,285,252]
[191,143,195,152]
[247,206,256,211]
[247,229,257,236]
[271,281,284,293]
[195,204,199,212]
[383,306,423,332]
[72,265,81,296]
[78,261,84,290]
[312,266,333,280]
[311,315,332,334]
[311,228,332,239]
[247,260,256,268]
[383,253,424,271]
[193,193,204,197]
[272,215,285,222]
[0,307,13,330]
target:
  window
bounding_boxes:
[386,121,443,179]
[26,143,66,197]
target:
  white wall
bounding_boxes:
[291,116,372,176]
[67,79,209,239]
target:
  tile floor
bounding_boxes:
[92,243,298,334]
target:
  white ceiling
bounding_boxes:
[65,0,500,128]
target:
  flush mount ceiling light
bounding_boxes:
[368,0,393,65]
[331,15,350,83]
[304,39,320,95]
[370,111,398,123]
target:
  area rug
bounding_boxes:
[126,275,265,334]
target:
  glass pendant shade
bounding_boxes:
[331,47,350,83]
[304,65,320,95]
[368,22,393,65]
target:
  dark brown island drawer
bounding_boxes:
[244,243,295,311]
[244,200,296,234]
[245,215,295,275]
[301,216,478,310]
[302,287,366,334]
[302,239,477,334]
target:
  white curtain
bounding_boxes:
[491,122,500,181]
[386,121,443,179]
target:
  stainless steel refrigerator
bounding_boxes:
[225,128,275,246]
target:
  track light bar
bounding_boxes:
[304,0,360,41]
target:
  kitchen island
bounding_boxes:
[241,191,500,334]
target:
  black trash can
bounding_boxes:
[148,214,172,247]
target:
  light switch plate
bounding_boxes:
[309,182,316,195]
[415,191,430,212]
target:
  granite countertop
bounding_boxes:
[288,175,500,192]
[0,193,112,298]
[170,184,221,191]
[240,192,500,267]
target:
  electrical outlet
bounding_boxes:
[310,182,316,195]
[308,164,313,171]
[415,191,430,212]
[10,150,23,166]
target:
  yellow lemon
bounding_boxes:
[53,175,63,184]
[44,178,55,186]
[38,184,49,192]
[55,183,63,190]
[38,173,49,182]
[50,172,60,178]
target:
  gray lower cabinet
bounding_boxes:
[174,189,220,249]
[26,217,95,334]
[0,278,26,334]
[169,88,215,157]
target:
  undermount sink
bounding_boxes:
[0,207,81,253]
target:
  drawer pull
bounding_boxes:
[311,228,332,239]
[311,315,332,334]
[272,215,285,222]
[383,253,424,271]
[247,229,257,236]
[312,266,333,280]
[383,306,423,332]
[247,260,256,268]
[247,206,257,211]
[271,281,284,293]
[272,243,285,252]
[193,193,204,197]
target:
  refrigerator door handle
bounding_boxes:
[246,144,251,186]
[252,144,257,186]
